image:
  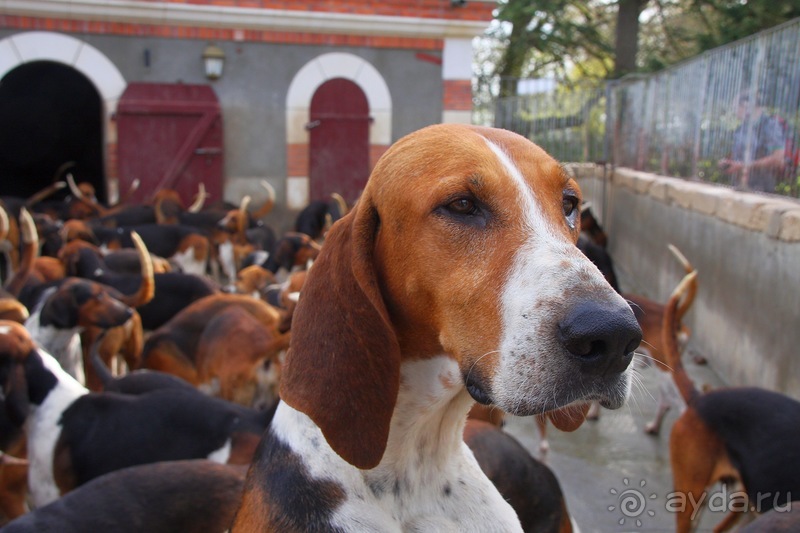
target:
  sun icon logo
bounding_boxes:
[607,478,658,528]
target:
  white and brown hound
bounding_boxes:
[662,273,800,532]
[0,321,272,509]
[233,124,642,531]
[22,233,154,385]
[2,460,246,533]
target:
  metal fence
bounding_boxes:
[491,18,800,197]
[492,81,609,164]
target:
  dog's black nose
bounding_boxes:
[559,301,642,376]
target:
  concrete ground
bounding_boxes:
[502,345,751,533]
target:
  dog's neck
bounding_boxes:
[279,355,474,474]
[273,354,521,531]
[377,356,474,472]
[26,348,88,408]
[24,309,85,384]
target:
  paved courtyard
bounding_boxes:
[503,347,742,532]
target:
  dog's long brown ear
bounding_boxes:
[0,322,35,426]
[3,361,29,427]
[280,200,400,470]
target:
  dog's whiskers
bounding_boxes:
[465,350,500,383]
[629,370,655,407]
[634,350,671,371]
[625,299,644,314]
[512,371,536,415]
[638,339,657,351]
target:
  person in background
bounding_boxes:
[719,91,787,193]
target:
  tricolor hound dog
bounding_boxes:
[2,460,246,533]
[22,232,154,385]
[0,321,271,509]
[662,273,800,533]
[232,124,642,531]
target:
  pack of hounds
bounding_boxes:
[0,124,797,532]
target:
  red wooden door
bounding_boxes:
[117,83,223,205]
[308,78,370,204]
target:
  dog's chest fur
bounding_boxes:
[26,351,88,507]
[273,356,522,532]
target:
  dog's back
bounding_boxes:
[693,387,800,510]
[1,460,245,533]
[55,387,270,489]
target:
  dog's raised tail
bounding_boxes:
[663,269,700,404]
[4,209,38,298]
[668,244,697,319]
[249,180,276,219]
[188,183,207,213]
[119,231,156,308]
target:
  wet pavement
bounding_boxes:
[502,346,738,533]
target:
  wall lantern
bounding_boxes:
[203,43,225,80]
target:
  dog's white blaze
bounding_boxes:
[481,138,541,231]
[274,357,522,532]
[482,137,632,412]
[207,439,232,464]
[27,350,88,508]
[494,233,634,411]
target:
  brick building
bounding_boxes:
[0,0,495,228]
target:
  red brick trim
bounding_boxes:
[287,143,309,177]
[443,79,472,111]
[107,142,118,180]
[0,15,446,50]
[156,1,494,22]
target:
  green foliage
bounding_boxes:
[693,0,800,52]
[488,0,800,84]
[492,0,616,92]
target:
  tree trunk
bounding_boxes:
[614,0,647,78]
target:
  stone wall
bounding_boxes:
[571,164,800,399]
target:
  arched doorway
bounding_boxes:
[285,52,392,211]
[0,61,105,201]
[308,78,370,204]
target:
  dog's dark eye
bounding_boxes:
[562,193,580,229]
[563,194,579,217]
[447,198,479,216]
[436,195,487,227]
[562,195,578,217]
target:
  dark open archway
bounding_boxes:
[0,61,105,202]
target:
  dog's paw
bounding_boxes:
[539,439,550,456]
